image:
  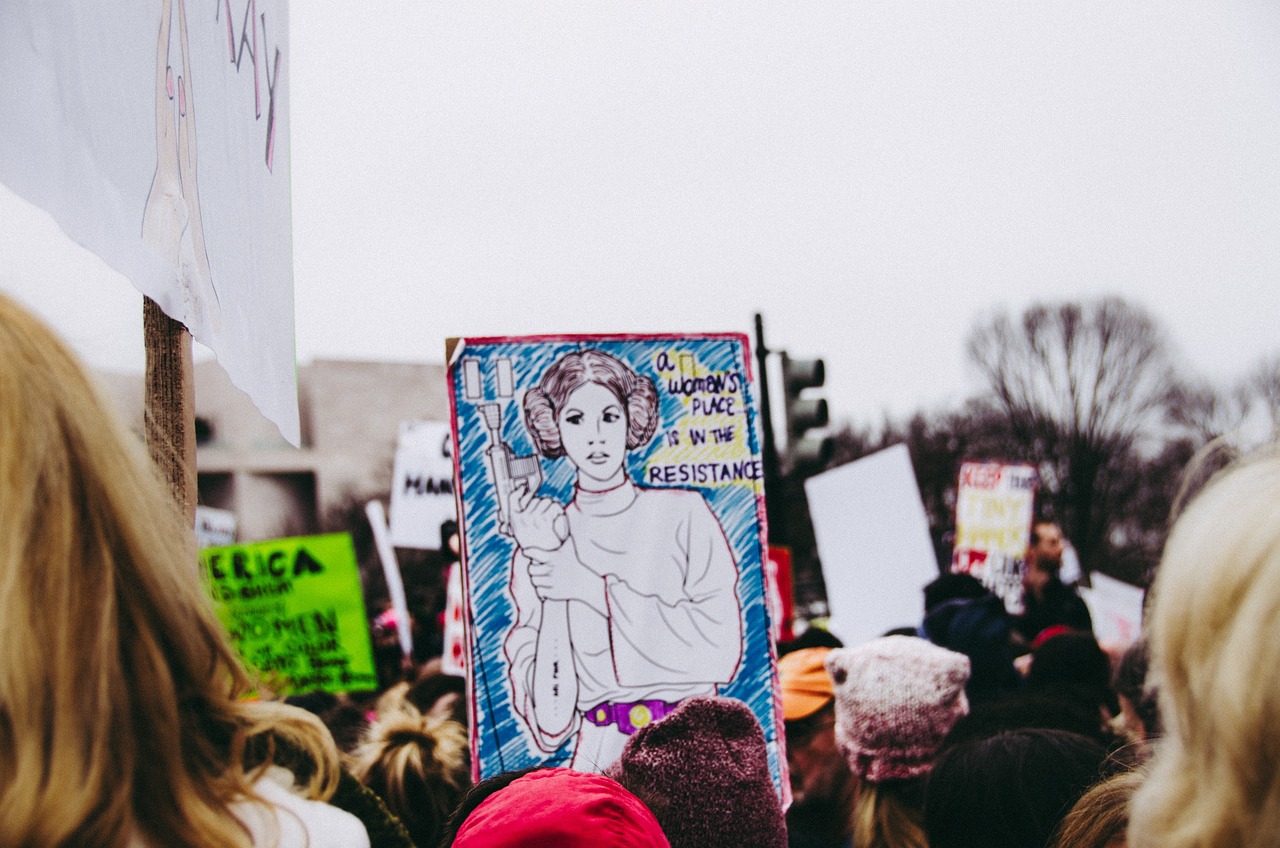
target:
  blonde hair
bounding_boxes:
[1128,445,1280,848]
[1053,767,1144,848]
[0,294,341,847]
[852,779,929,848]
[347,708,470,848]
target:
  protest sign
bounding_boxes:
[951,461,1038,613]
[447,334,784,798]
[441,563,467,677]
[389,420,457,549]
[805,444,938,645]
[195,504,237,549]
[1080,572,1145,648]
[765,546,796,644]
[0,1,298,443]
[199,533,377,695]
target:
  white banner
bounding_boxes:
[0,1,298,444]
[805,444,938,646]
[388,420,457,550]
[194,504,237,549]
[1080,572,1145,648]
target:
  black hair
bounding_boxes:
[1112,638,1161,739]
[778,626,844,657]
[924,728,1116,848]
[923,573,989,614]
[1026,632,1119,718]
[438,766,544,846]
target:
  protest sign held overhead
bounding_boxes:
[447,334,785,798]
[200,533,377,696]
[389,419,457,549]
[805,444,938,646]
[952,461,1038,613]
[0,1,298,443]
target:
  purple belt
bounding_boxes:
[583,699,680,735]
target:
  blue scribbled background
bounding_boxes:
[449,335,781,794]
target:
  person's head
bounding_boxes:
[347,713,471,848]
[607,696,787,848]
[523,349,659,486]
[1110,639,1158,747]
[924,728,1114,848]
[826,637,971,848]
[1128,447,1280,848]
[777,624,844,656]
[923,572,990,615]
[1026,631,1119,723]
[405,668,469,727]
[779,648,849,807]
[0,293,342,846]
[1052,766,1145,848]
[1030,520,1065,571]
[826,636,971,784]
[921,581,1020,702]
[446,767,671,847]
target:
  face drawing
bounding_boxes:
[557,382,628,487]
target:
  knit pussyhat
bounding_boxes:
[452,768,670,848]
[606,696,787,848]
[825,636,971,783]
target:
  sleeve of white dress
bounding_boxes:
[504,550,580,752]
[604,493,744,687]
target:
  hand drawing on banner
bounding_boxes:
[141,0,221,336]
[496,349,744,771]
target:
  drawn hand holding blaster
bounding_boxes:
[507,482,604,737]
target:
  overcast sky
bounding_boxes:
[3,0,1278,427]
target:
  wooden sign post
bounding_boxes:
[143,296,198,550]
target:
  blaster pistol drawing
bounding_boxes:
[479,403,544,537]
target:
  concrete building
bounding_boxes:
[98,358,449,542]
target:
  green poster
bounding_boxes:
[200,533,378,695]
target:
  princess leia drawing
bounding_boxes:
[503,348,744,771]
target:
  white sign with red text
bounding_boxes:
[951,461,1037,613]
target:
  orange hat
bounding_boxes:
[778,647,836,721]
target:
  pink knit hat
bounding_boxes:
[825,636,970,783]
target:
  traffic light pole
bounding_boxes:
[754,313,783,543]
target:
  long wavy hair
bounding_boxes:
[0,293,341,847]
[1129,445,1280,848]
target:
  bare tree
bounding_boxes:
[1245,354,1280,435]
[1163,379,1250,442]
[967,298,1176,573]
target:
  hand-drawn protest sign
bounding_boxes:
[389,420,457,549]
[0,1,298,443]
[951,461,1038,613]
[447,334,785,797]
[199,533,377,695]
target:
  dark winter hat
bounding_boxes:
[826,636,971,783]
[607,696,786,848]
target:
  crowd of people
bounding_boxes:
[3,289,1279,848]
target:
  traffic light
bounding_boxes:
[781,353,833,473]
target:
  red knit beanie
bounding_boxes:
[825,636,970,783]
[452,768,670,848]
